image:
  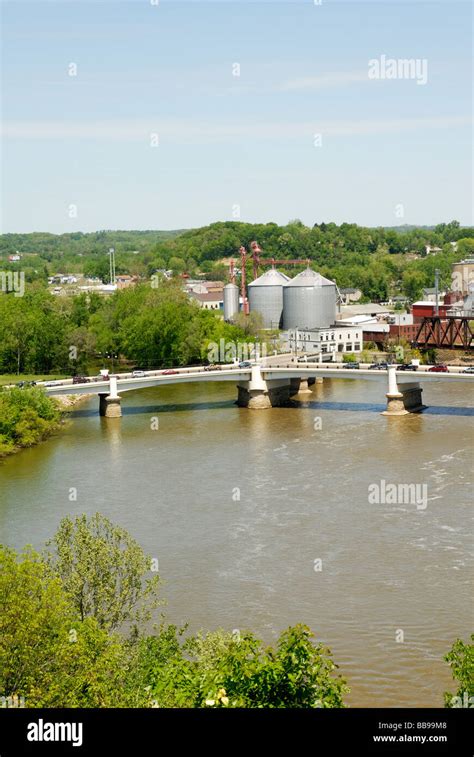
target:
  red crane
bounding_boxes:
[249,240,309,278]
[228,241,311,317]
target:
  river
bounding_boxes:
[0,377,472,707]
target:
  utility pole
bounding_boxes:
[434,268,440,316]
[109,248,116,286]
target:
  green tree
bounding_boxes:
[444,635,474,707]
[142,624,349,708]
[0,545,147,707]
[0,387,61,456]
[402,269,426,301]
[46,513,161,633]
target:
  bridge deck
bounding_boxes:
[37,364,474,396]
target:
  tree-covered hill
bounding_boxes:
[1,220,473,300]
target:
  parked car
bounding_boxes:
[428,365,448,372]
[132,370,146,378]
[72,375,89,384]
[162,369,179,375]
[238,361,252,368]
[397,364,418,371]
[462,366,474,374]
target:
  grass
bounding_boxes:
[0,373,69,387]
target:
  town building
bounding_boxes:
[339,287,362,305]
[411,301,450,321]
[284,325,363,360]
[116,274,137,290]
[422,287,446,303]
[189,291,223,310]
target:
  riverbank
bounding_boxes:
[0,388,91,459]
[53,393,93,411]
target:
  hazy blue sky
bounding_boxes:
[1,0,472,233]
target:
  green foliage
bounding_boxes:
[0,386,61,456]
[0,545,145,707]
[402,269,426,301]
[444,635,474,707]
[342,353,357,363]
[2,221,472,305]
[139,624,349,708]
[45,513,161,632]
[0,519,350,709]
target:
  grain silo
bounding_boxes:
[223,282,239,321]
[282,268,336,329]
[248,268,290,329]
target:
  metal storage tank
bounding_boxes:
[283,268,336,329]
[223,282,240,321]
[248,268,290,328]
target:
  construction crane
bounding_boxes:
[248,240,310,279]
[228,241,312,317]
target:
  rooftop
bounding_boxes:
[189,292,223,303]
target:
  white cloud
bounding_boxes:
[2,115,471,142]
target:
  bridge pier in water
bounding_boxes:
[290,377,312,396]
[237,365,292,408]
[99,375,122,418]
[383,366,424,416]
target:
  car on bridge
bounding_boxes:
[132,370,146,378]
[162,369,179,375]
[345,362,360,369]
[462,366,474,374]
[369,363,388,370]
[397,364,418,371]
[428,364,448,372]
[72,375,89,384]
[238,361,253,368]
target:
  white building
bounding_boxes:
[285,325,363,360]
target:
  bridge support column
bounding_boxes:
[237,366,291,408]
[99,375,122,417]
[399,383,425,413]
[291,379,312,394]
[99,393,122,417]
[382,367,424,416]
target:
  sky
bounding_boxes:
[0,0,472,233]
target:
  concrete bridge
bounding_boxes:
[38,363,474,418]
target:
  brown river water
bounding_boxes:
[0,377,472,707]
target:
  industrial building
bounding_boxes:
[223,282,239,321]
[247,268,290,328]
[452,258,474,294]
[282,268,337,330]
